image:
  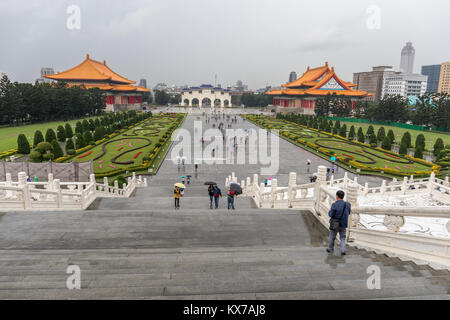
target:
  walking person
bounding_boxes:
[227,188,235,210]
[307,159,311,173]
[174,186,181,209]
[213,185,222,209]
[327,190,351,255]
[208,184,215,209]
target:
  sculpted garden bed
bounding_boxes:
[62,113,185,178]
[244,115,439,178]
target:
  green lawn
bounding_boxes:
[0,116,99,152]
[336,121,450,150]
[245,115,435,177]
[69,114,183,175]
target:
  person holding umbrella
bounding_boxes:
[213,185,222,209]
[227,188,235,210]
[228,182,242,210]
[174,185,181,209]
[207,184,215,209]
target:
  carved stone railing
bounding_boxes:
[0,171,147,211]
[229,166,450,270]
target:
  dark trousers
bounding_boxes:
[214,196,220,208]
[174,198,180,208]
[328,228,346,253]
[227,196,235,209]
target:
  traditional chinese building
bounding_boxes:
[266,62,372,114]
[44,54,150,112]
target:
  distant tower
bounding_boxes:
[139,79,147,89]
[289,71,297,83]
[400,42,415,74]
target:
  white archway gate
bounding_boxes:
[181,85,233,109]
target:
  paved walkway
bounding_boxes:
[0,114,448,299]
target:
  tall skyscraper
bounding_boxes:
[421,65,441,93]
[438,62,450,94]
[400,42,415,74]
[289,71,297,83]
[139,78,147,89]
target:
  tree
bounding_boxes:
[75,121,83,134]
[51,140,64,159]
[339,124,347,137]
[357,127,365,143]
[332,120,341,135]
[94,126,105,141]
[399,141,408,155]
[414,146,423,159]
[81,119,90,133]
[75,134,86,149]
[377,127,385,142]
[65,138,75,154]
[381,136,392,150]
[314,94,333,117]
[415,134,426,150]
[401,132,412,148]
[45,128,57,143]
[387,129,395,144]
[83,131,94,144]
[369,132,377,146]
[348,125,356,140]
[376,95,408,122]
[17,134,30,154]
[433,138,444,157]
[366,125,375,139]
[155,90,170,105]
[65,123,73,139]
[57,125,66,142]
[33,130,44,147]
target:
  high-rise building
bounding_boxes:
[438,62,450,94]
[139,78,147,89]
[382,73,427,99]
[36,67,55,83]
[421,65,442,93]
[289,71,297,83]
[400,42,415,74]
[353,66,394,102]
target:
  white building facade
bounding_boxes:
[181,85,232,108]
[382,73,428,99]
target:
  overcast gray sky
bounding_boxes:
[0,0,449,89]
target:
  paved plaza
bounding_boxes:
[0,113,448,299]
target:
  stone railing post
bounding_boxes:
[314,166,327,213]
[346,182,359,242]
[54,179,62,208]
[18,172,30,210]
[380,180,386,195]
[363,182,369,196]
[343,172,348,188]
[104,177,109,187]
[427,172,435,194]
[6,173,12,185]
[253,174,258,188]
[444,176,449,187]
[288,172,296,207]
[114,180,119,194]
[258,182,265,207]
[401,177,408,194]
[89,174,97,195]
[47,173,54,189]
[271,178,278,208]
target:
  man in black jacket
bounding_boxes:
[326,190,351,255]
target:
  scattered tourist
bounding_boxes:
[264,178,268,187]
[227,188,235,210]
[327,190,351,255]
[208,184,215,209]
[307,159,311,173]
[213,185,222,209]
[174,186,181,209]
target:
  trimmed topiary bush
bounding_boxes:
[42,153,54,161]
[65,123,74,139]
[51,140,64,159]
[401,132,412,148]
[35,142,53,154]
[33,130,44,147]
[381,136,392,151]
[399,141,408,155]
[29,151,42,162]
[433,138,444,158]
[45,128,57,143]
[57,125,66,142]
[377,127,385,142]
[17,134,30,154]
[414,147,423,159]
[415,134,426,150]
[387,129,395,144]
[75,134,86,149]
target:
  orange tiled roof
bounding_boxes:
[44,54,136,84]
[65,82,150,92]
[267,63,369,97]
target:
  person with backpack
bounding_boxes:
[327,190,351,255]
[208,184,215,209]
[227,188,235,210]
[213,185,222,209]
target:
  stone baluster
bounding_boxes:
[401,177,408,194]
[18,172,30,209]
[444,176,449,187]
[343,172,348,188]
[363,182,369,196]
[104,177,109,188]
[271,178,278,208]
[90,174,97,195]
[330,175,334,186]
[258,183,265,207]
[47,173,54,190]
[314,165,327,213]
[114,180,119,194]
[380,180,386,195]
[288,172,296,208]
[54,179,62,208]
[427,172,435,194]
[346,182,360,242]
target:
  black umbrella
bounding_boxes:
[229,183,242,195]
[204,181,217,185]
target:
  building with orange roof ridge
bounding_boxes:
[44,54,150,112]
[266,62,372,114]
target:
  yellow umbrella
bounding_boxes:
[174,183,186,189]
